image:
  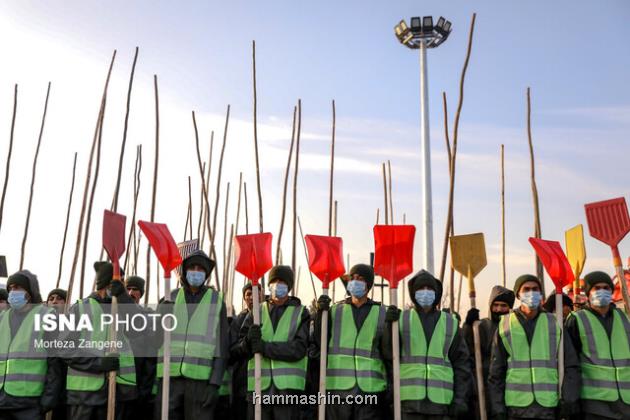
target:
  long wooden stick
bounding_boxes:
[57,152,78,288]
[123,145,142,275]
[527,87,545,293]
[328,100,336,235]
[252,40,264,236]
[197,162,206,240]
[201,133,214,249]
[187,176,193,240]
[67,50,116,306]
[0,84,18,235]
[192,112,215,253]
[19,82,51,269]
[183,193,191,241]
[291,100,302,273]
[222,182,231,289]
[145,74,160,306]
[388,160,394,224]
[382,163,389,226]
[244,182,250,234]
[331,200,338,301]
[228,173,244,309]
[297,216,317,300]
[501,144,506,287]
[276,106,297,264]
[111,47,139,212]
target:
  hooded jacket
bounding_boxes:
[0,270,64,412]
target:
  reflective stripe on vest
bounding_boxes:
[0,305,50,397]
[498,312,559,408]
[219,368,231,396]
[575,309,630,404]
[247,303,307,391]
[66,298,137,391]
[158,288,223,381]
[399,309,457,404]
[326,303,387,392]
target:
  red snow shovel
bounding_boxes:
[102,210,126,420]
[374,225,416,420]
[234,233,274,420]
[138,220,182,420]
[529,237,574,394]
[585,197,630,312]
[304,235,345,420]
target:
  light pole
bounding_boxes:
[395,16,452,274]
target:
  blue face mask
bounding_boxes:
[520,291,542,309]
[8,290,28,310]
[590,289,612,307]
[415,289,435,308]
[347,280,367,298]
[271,283,289,299]
[186,271,206,287]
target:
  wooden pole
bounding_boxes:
[439,13,477,309]
[382,163,389,226]
[328,100,336,235]
[222,182,231,290]
[19,82,51,269]
[145,74,160,306]
[187,176,193,240]
[0,84,18,235]
[388,160,394,224]
[201,133,214,249]
[123,145,142,275]
[527,87,545,293]
[252,40,264,235]
[111,47,139,212]
[501,144,506,287]
[66,50,116,306]
[192,112,215,256]
[57,152,78,288]
[244,182,250,234]
[297,216,318,300]
[276,106,297,264]
[439,91,455,309]
[331,200,338,302]
[228,172,243,310]
[291,100,302,273]
[197,162,206,240]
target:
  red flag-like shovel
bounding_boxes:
[585,197,630,312]
[304,234,344,420]
[529,237,574,393]
[102,210,126,420]
[374,225,415,420]
[234,233,273,420]
[138,220,182,420]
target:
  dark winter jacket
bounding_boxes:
[236,296,310,398]
[565,305,630,420]
[229,309,251,400]
[487,307,581,419]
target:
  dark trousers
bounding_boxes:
[153,377,218,420]
[247,402,301,420]
[69,401,132,420]
[0,407,42,420]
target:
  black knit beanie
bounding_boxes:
[513,274,542,298]
[408,270,438,300]
[349,264,375,290]
[47,288,67,301]
[7,273,33,297]
[269,265,294,291]
[583,271,614,296]
[125,276,145,297]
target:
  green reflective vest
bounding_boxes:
[247,302,307,391]
[157,288,223,381]
[0,305,51,397]
[498,311,560,408]
[326,303,387,392]
[66,298,137,392]
[399,309,457,404]
[574,308,630,404]
[219,368,231,396]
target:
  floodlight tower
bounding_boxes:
[394,16,452,274]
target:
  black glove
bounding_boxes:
[110,279,125,297]
[39,402,54,415]
[385,305,400,323]
[317,295,331,312]
[248,325,263,354]
[202,384,219,407]
[465,308,480,326]
[449,401,468,416]
[99,354,120,372]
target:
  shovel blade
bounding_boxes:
[103,210,127,263]
[234,233,273,284]
[529,237,574,291]
[304,235,345,288]
[373,225,416,288]
[450,233,487,279]
[138,221,182,274]
[585,197,630,247]
[565,225,586,279]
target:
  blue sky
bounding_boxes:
[0,1,629,312]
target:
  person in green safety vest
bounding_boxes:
[565,271,630,420]
[239,265,309,420]
[64,262,141,420]
[0,270,64,420]
[229,283,262,420]
[46,288,69,420]
[153,250,229,420]
[314,263,392,420]
[488,274,581,420]
[386,269,472,420]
